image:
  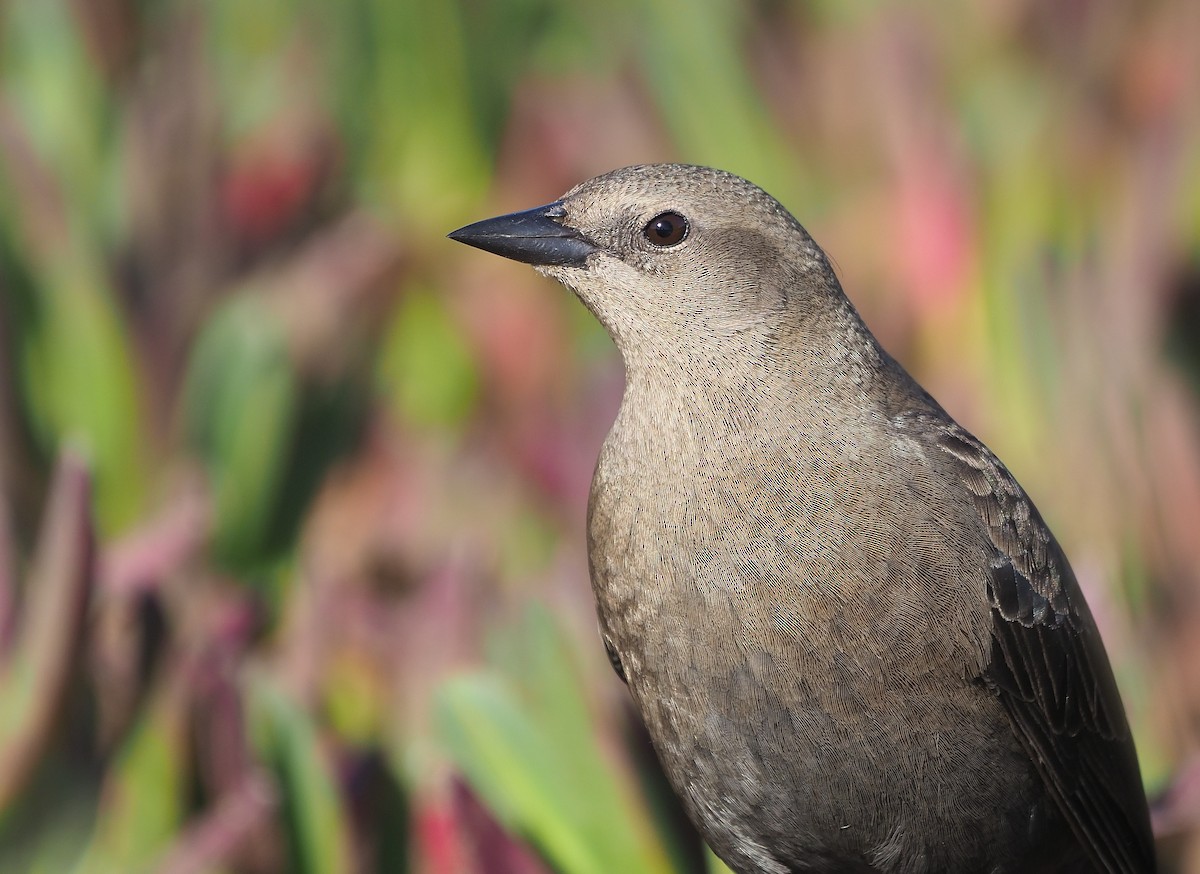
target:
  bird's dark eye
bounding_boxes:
[643,211,688,247]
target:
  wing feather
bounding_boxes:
[933,424,1156,874]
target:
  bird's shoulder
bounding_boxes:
[894,410,1073,628]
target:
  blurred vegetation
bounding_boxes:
[0,0,1199,872]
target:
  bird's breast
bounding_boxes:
[587,418,987,701]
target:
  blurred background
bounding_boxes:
[1,0,1198,872]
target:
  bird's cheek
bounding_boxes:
[754,282,790,315]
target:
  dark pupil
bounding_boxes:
[645,211,686,246]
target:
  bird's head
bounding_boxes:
[449,164,841,366]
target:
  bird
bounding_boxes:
[448,164,1156,873]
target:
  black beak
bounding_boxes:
[448,202,599,267]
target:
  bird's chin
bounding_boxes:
[536,262,584,279]
[534,263,589,293]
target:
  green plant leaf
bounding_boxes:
[248,674,353,874]
[72,686,187,874]
[438,611,674,874]
[183,294,299,569]
[377,287,479,430]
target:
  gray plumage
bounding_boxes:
[449,164,1155,873]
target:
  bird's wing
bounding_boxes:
[934,425,1157,874]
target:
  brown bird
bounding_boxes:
[449,164,1156,873]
